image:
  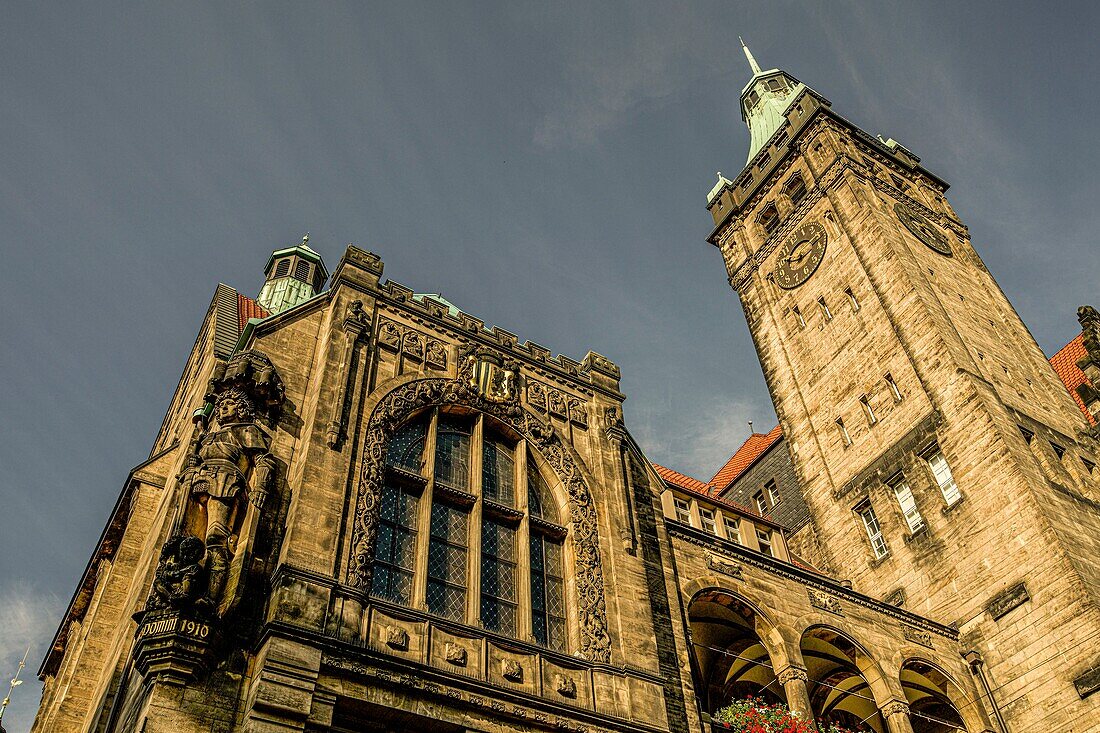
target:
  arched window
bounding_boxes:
[783,173,807,206]
[371,408,568,652]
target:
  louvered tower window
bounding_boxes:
[273,258,291,278]
[293,259,311,282]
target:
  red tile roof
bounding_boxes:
[238,293,269,334]
[1049,334,1094,425]
[652,463,711,493]
[708,424,784,493]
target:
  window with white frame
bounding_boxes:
[885,373,902,402]
[858,502,888,559]
[673,497,691,524]
[860,395,877,425]
[888,474,924,534]
[765,479,781,507]
[698,506,717,535]
[723,515,742,545]
[818,297,833,321]
[755,527,774,557]
[372,410,568,651]
[793,305,806,329]
[837,417,852,446]
[754,491,768,515]
[925,447,961,506]
[845,287,860,311]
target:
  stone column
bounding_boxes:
[776,665,814,723]
[882,700,915,733]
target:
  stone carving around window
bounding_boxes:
[147,350,284,620]
[348,375,612,663]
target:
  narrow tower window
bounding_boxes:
[860,395,877,425]
[845,287,860,311]
[888,474,925,534]
[759,203,779,234]
[783,173,807,205]
[792,306,806,329]
[885,373,903,402]
[818,297,833,321]
[858,502,888,559]
[925,446,961,507]
[837,417,852,446]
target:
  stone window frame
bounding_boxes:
[370,406,571,652]
[886,472,925,536]
[855,499,889,560]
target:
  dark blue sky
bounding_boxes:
[1,2,1097,729]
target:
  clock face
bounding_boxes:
[895,202,951,256]
[774,222,828,290]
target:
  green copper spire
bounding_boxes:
[737,40,807,164]
[257,234,329,314]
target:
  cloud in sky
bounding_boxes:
[0,581,63,730]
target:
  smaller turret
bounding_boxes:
[257,235,328,314]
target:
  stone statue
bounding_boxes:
[154,350,284,618]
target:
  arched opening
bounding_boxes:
[688,590,783,714]
[800,626,884,732]
[901,660,966,732]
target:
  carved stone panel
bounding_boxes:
[902,625,933,649]
[808,589,843,616]
[985,582,1029,621]
[705,553,743,579]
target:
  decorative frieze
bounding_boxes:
[902,625,933,649]
[375,318,447,370]
[705,553,744,579]
[527,379,588,427]
[808,589,843,616]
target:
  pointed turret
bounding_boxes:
[737,40,809,164]
[256,234,328,314]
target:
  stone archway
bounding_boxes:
[900,659,967,732]
[345,376,612,662]
[800,625,890,732]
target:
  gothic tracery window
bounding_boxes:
[371,408,568,652]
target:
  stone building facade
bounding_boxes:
[30,47,1098,733]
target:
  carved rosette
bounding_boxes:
[347,377,612,662]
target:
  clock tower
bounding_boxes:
[706,42,1100,729]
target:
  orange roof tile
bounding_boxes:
[708,424,784,492]
[238,293,269,334]
[652,463,711,493]
[1049,334,1094,425]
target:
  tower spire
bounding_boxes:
[739,37,762,75]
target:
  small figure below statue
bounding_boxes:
[146,350,284,619]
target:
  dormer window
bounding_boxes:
[783,173,808,206]
[759,203,780,235]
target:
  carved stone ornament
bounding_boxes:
[501,659,523,682]
[444,643,467,666]
[402,330,424,359]
[385,626,409,650]
[881,700,910,718]
[527,381,548,412]
[777,666,809,685]
[705,553,743,579]
[425,339,447,369]
[808,589,843,616]
[378,320,401,349]
[149,350,284,620]
[547,389,568,418]
[902,625,934,649]
[347,376,612,663]
[555,673,577,698]
[985,581,1029,620]
[567,398,588,427]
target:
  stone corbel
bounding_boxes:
[326,300,371,448]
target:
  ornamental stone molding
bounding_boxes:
[346,376,612,663]
[777,666,809,685]
[881,700,910,717]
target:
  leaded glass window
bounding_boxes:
[374,408,572,652]
[434,416,471,489]
[482,439,515,506]
[386,417,427,472]
[530,533,566,651]
[427,502,468,620]
[370,481,419,604]
[481,519,518,636]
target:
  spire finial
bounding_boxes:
[739,36,762,75]
[302,233,310,245]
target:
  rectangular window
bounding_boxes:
[426,502,469,621]
[837,417,852,446]
[480,519,518,637]
[754,491,768,515]
[845,287,860,311]
[889,475,924,534]
[858,503,888,559]
[756,528,774,557]
[766,479,781,507]
[434,417,471,490]
[926,448,961,506]
[885,373,902,402]
[793,306,806,329]
[673,497,691,524]
[1050,442,1066,460]
[818,297,833,321]
[698,507,717,534]
[530,534,566,651]
[370,481,419,605]
[860,395,877,425]
[723,515,742,544]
